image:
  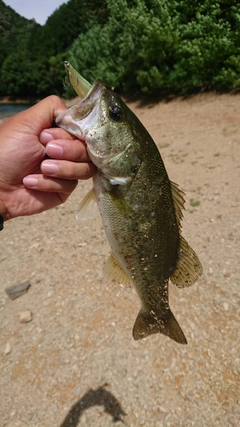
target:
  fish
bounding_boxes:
[56,64,203,344]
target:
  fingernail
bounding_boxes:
[41,161,59,175]
[46,142,63,158]
[39,131,54,144]
[23,176,38,188]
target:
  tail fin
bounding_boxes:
[132,308,187,345]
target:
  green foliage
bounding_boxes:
[67,0,240,95]
[0,0,39,95]
[0,0,108,98]
[1,51,56,97]
[1,0,240,98]
[0,0,36,59]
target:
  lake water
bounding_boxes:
[0,104,33,120]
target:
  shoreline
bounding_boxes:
[0,96,39,104]
[0,96,81,124]
[0,96,80,107]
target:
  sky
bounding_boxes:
[4,0,68,25]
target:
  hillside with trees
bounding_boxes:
[0,0,240,99]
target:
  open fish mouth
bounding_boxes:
[55,104,96,139]
[55,77,105,141]
[55,114,85,137]
[55,61,95,138]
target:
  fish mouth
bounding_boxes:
[56,63,107,141]
[55,80,105,139]
[55,111,86,138]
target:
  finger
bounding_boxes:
[39,128,76,145]
[23,175,78,194]
[40,159,96,180]
[45,139,90,161]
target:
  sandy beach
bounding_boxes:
[0,92,239,426]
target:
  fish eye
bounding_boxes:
[109,106,123,122]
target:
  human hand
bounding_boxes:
[0,96,96,221]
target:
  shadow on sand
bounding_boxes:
[60,383,127,426]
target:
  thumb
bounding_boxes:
[19,96,68,133]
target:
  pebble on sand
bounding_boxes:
[5,280,31,300]
[4,342,11,355]
[19,310,33,324]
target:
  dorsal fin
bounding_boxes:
[75,188,99,220]
[103,252,131,286]
[170,235,203,288]
[170,181,185,228]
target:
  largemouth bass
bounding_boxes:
[56,64,202,344]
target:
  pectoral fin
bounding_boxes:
[75,188,99,220]
[133,308,187,345]
[107,186,132,217]
[170,235,203,288]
